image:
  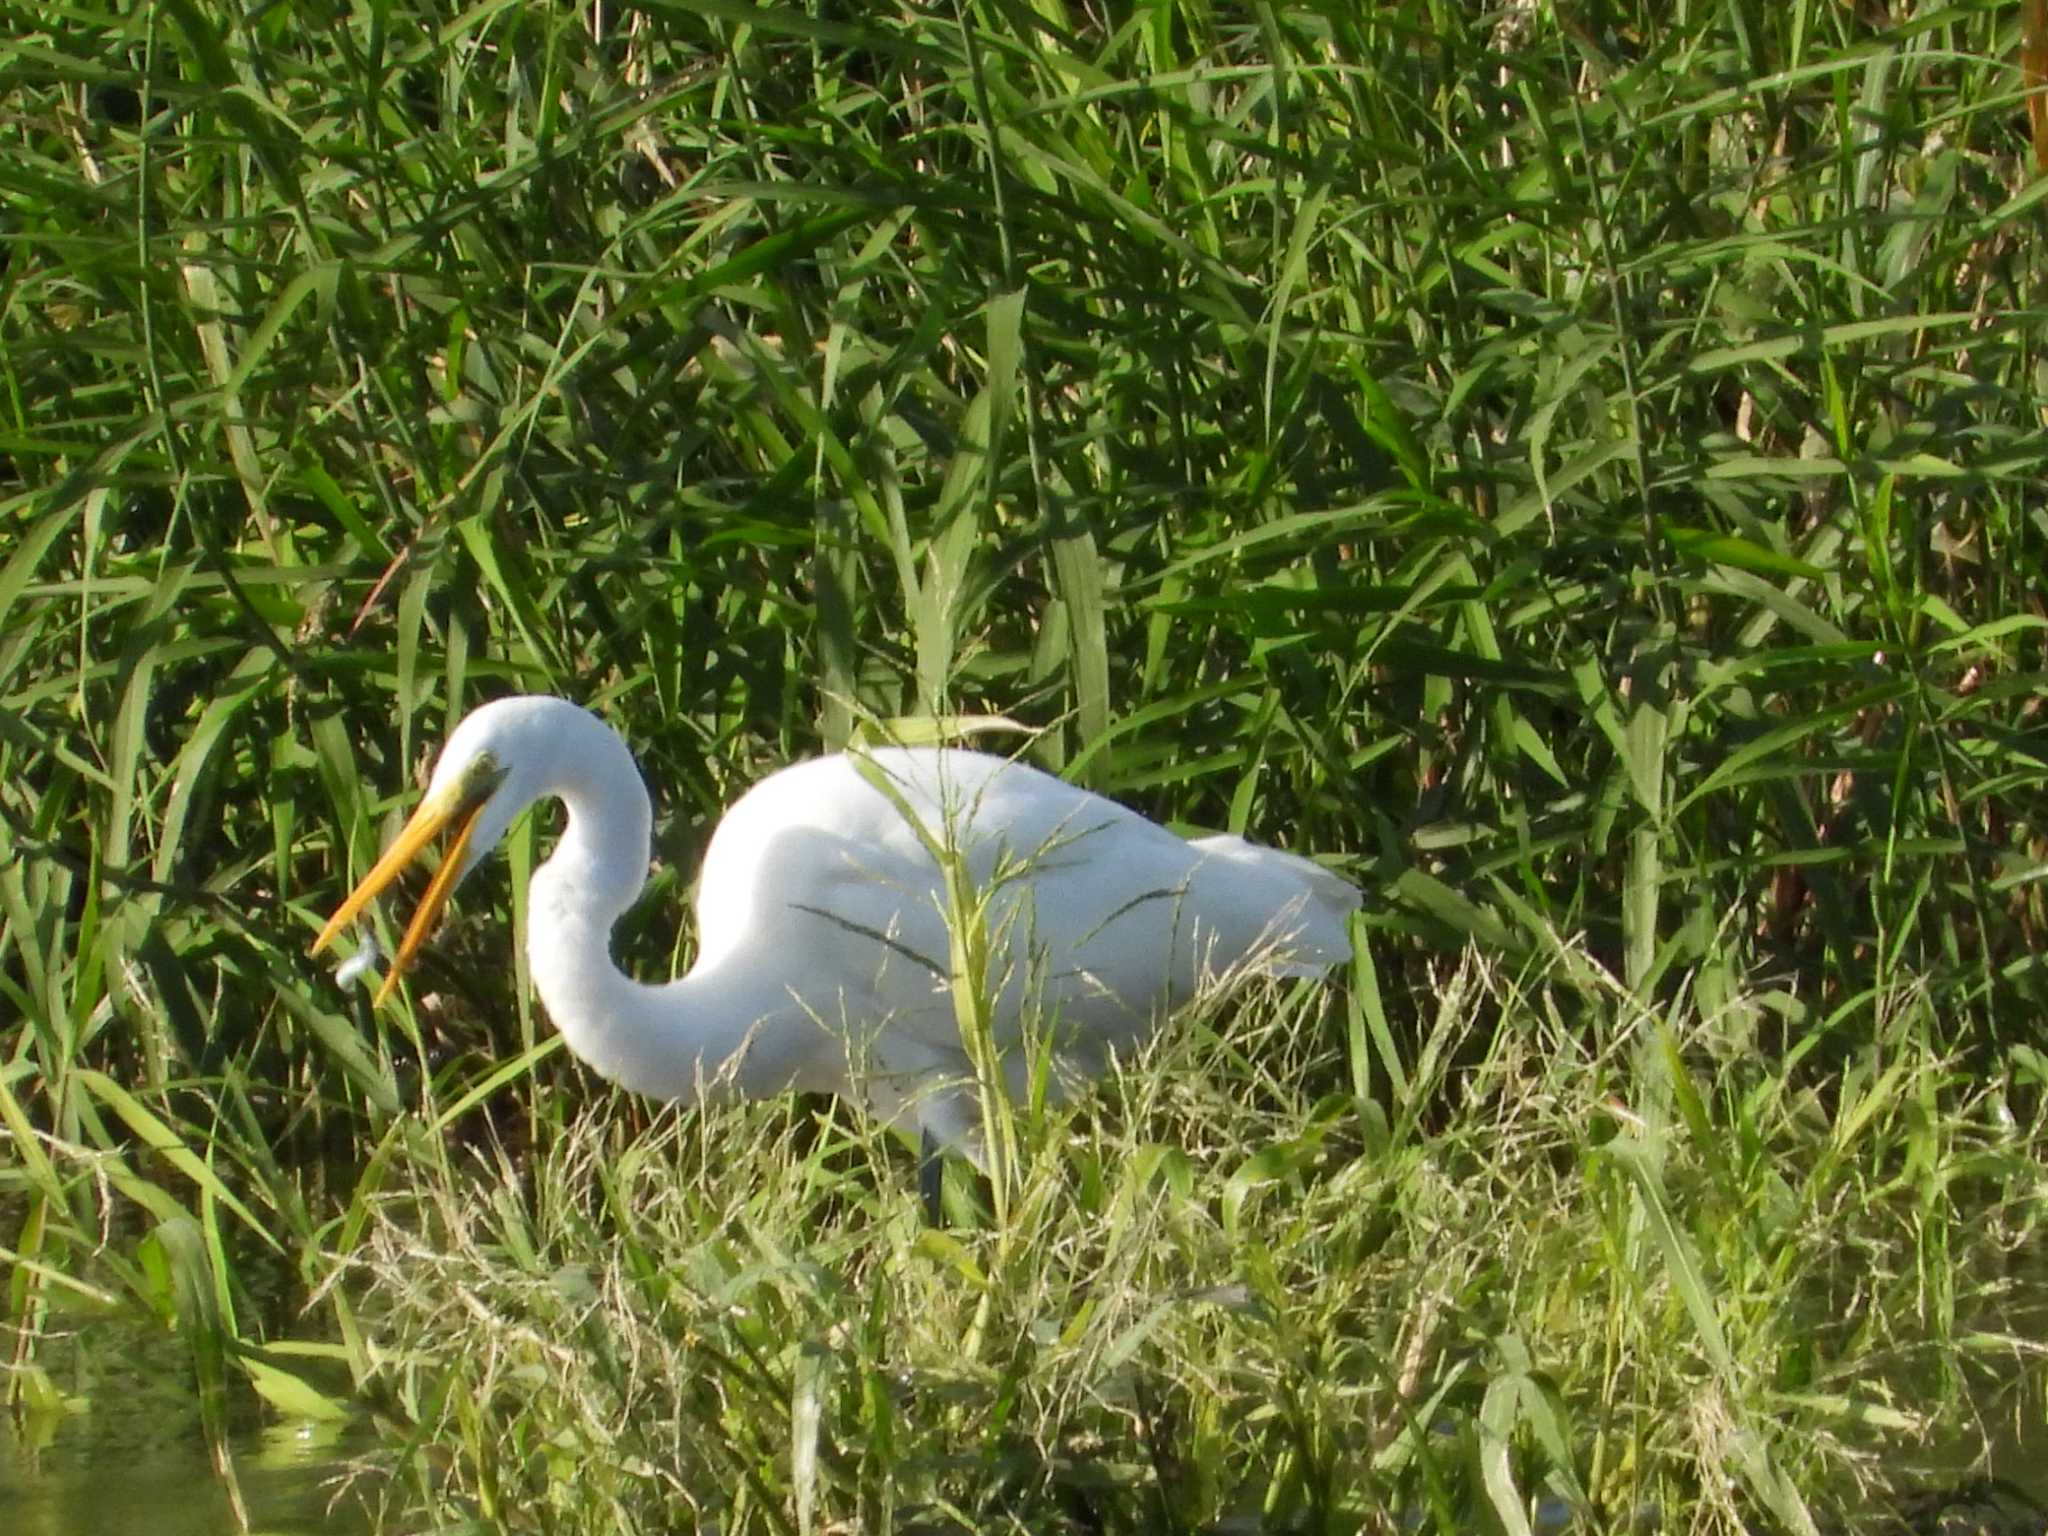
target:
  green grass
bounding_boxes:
[341,969,2048,1534]
[2,0,2047,1531]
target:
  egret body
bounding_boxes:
[313,697,1360,1150]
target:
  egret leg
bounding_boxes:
[919,1127,945,1227]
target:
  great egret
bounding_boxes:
[312,696,1360,1154]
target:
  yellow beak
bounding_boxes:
[312,779,491,1006]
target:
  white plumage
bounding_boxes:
[315,696,1360,1151]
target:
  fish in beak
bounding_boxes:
[311,762,497,1005]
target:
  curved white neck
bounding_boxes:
[518,709,808,1103]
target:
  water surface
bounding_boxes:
[2,1307,376,1536]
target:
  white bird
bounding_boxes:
[311,696,1359,1155]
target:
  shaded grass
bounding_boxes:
[1,0,2046,1528]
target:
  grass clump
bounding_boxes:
[345,958,2047,1534]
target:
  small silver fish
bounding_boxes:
[333,933,380,989]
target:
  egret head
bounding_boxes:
[311,699,557,1003]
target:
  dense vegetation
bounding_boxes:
[4,1,2046,1531]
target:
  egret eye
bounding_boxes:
[464,750,503,794]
